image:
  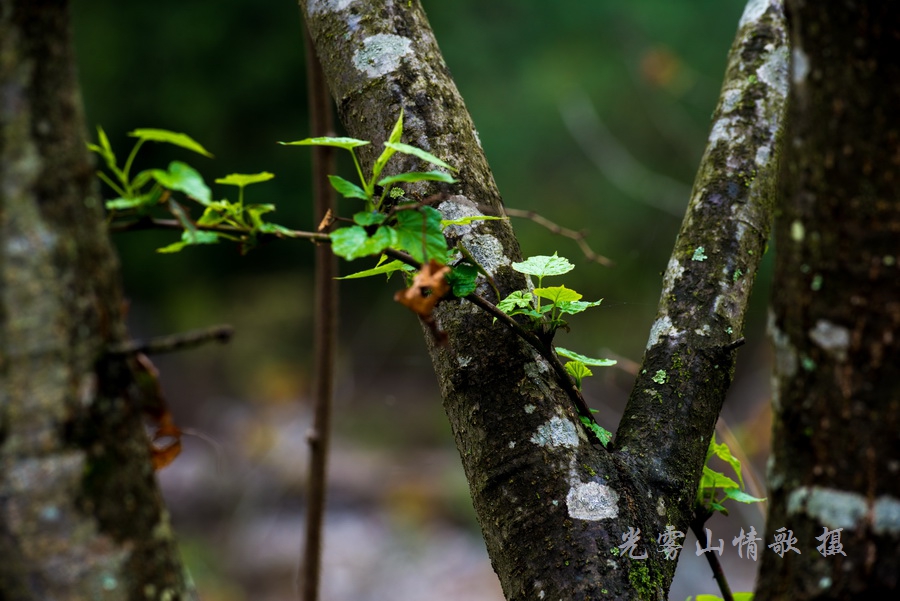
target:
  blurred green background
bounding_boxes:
[72,1,772,599]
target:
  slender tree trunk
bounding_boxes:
[757,1,900,598]
[0,2,193,599]
[301,0,786,597]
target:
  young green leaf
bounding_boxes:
[555,347,617,367]
[377,171,457,186]
[87,125,117,168]
[706,433,745,488]
[497,290,534,313]
[392,206,449,263]
[215,172,275,188]
[445,264,479,297]
[328,175,369,200]
[149,161,212,204]
[330,226,370,260]
[723,489,766,504]
[533,285,582,305]
[279,136,370,150]
[353,211,388,226]
[512,253,575,278]
[579,416,612,447]
[129,128,213,158]
[441,215,506,228]
[156,230,219,253]
[565,360,592,389]
[337,259,412,280]
[245,204,276,228]
[556,299,603,315]
[105,194,159,211]
[383,142,456,172]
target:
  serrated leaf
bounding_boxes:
[215,172,275,188]
[533,285,582,305]
[555,347,617,367]
[441,215,505,228]
[512,253,574,278]
[129,128,213,157]
[445,263,479,297]
[556,299,603,315]
[337,259,411,280]
[377,171,457,186]
[383,142,456,172]
[329,175,369,200]
[497,290,534,313]
[149,161,212,205]
[353,211,388,226]
[580,416,612,447]
[565,360,593,385]
[279,136,370,150]
[723,489,766,504]
[392,206,449,263]
[156,230,219,253]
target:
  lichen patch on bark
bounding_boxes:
[566,481,619,521]
[352,34,413,79]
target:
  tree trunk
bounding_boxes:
[301,0,786,597]
[757,1,900,598]
[0,2,193,599]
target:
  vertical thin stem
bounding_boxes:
[690,513,734,601]
[298,23,337,601]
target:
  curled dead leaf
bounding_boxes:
[394,259,451,344]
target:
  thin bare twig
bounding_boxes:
[504,207,614,267]
[106,325,234,356]
[299,23,337,601]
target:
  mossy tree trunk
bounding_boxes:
[302,0,786,598]
[0,2,193,600]
[756,1,900,598]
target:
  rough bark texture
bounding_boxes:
[0,2,193,600]
[757,1,900,598]
[302,0,785,598]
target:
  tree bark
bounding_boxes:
[757,1,900,598]
[0,2,194,599]
[301,0,786,598]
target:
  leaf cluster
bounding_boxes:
[697,434,766,515]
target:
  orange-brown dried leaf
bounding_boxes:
[394,259,451,318]
[317,208,335,232]
[150,410,183,470]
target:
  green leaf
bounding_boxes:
[699,466,739,491]
[279,136,370,150]
[556,299,603,315]
[497,290,534,313]
[104,192,161,211]
[156,230,219,253]
[338,259,411,280]
[377,171,457,186]
[707,434,745,488]
[245,204,276,228]
[512,253,575,278]
[556,347,617,367]
[533,285,582,305]
[149,161,212,205]
[215,172,275,188]
[694,596,726,601]
[87,125,117,167]
[387,109,405,145]
[441,215,505,228]
[383,142,456,172]
[580,416,612,447]
[330,226,370,260]
[565,360,593,388]
[373,111,403,179]
[329,175,369,200]
[129,128,213,157]
[392,206,449,263]
[733,593,755,601]
[723,489,766,504]
[196,206,228,226]
[446,264,479,297]
[353,211,388,226]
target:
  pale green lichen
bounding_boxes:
[352,34,413,79]
[692,247,708,261]
[652,370,668,385]
[530,416,579,448]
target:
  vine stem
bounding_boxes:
[690,510,735,601]
[298,23,337,601]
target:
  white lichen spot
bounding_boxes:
[768,309,797,380]
[819,577,833,589]
[352,34,413,79]
[873,496,900,536]
[788,486,867,529]
[538,591,545,600]
[755,143,771,167]
[791,220,805,242]
[721,88,742,113]
[646,315,680,349]
[531,416,579,448]
[757,44,789,98]
[473,128,483,149]
[462,233,509,277]
[566,481,619,521]
[656,496,666,517]
[524,404,536,414]
[552,499,559,506]
[739,0,770,27]
[307,0,354,15]
[524,362,552,397]
[709,116,744,146]
[694,324,712,337]
[808,319,850,361]
[508,441,516,449]
[792,47,810,84]
[662,256,685,291]
[457,355,472,367]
